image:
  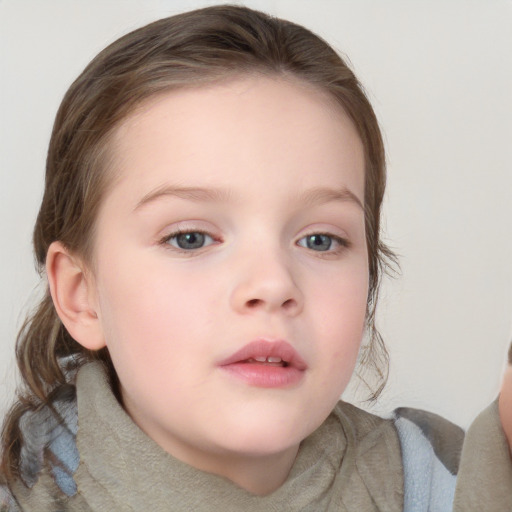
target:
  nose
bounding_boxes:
[230,252,304,316]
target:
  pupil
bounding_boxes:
[307,234,331,251]
[177,232,205,249]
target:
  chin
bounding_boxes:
[211,413,321,457]
[217,433,302,458]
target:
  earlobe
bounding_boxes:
[46,241,106,351]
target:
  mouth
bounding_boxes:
[243,356,290,367]
[218,340,307,388]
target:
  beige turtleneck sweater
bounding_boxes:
[12,362,404,511]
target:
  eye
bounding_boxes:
[297,233,346,252]
[164,231,215,250]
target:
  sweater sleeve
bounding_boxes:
[453,399,512,512]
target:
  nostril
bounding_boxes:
[282,298,296,310]
[245,298,297,310]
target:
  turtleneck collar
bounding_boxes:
[73,362,403,511]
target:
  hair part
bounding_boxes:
[1,4,397,484]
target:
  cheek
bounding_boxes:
[94,265,217,412]
[499,367,512,451]
[314,260,369,333]
[310,264,368,376]
[94,252,212,367]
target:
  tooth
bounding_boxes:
[267,357,282,363]
[254,356,267,362]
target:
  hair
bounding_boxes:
[1,4,397,484]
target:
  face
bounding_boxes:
[88,76,368,472]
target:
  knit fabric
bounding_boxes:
[453,400,512,512]
[2,361,494,511]
[394,408,463,511]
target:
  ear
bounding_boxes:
[46,241,106,351]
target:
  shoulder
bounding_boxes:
[0,485,20,512]
[394,406,464,512]
[6,384,80,508]
[394,406,464,476]
[332,401,465,474]
[330,402,404,511]
[332,401,403,465]
[332,400,396,439]
[334,402,465,511]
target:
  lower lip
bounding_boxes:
[220,363,305,388]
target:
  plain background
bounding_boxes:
[0,0,511,429]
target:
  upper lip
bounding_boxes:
[218,340,308,370]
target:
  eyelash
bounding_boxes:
[159,229,350,257]
[296,233,350,255]
[159,229,219,254]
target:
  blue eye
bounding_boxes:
[166,231,214,250]
[298,234,344,252]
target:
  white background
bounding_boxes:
[0,0,511,428]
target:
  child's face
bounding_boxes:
[88,76,368,470]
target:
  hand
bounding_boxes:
[499,343,512,452]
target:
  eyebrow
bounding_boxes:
[297,186,364,211]
[134,185,232,211]
[134,184,363,211]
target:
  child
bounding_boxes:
[0,5,510,511]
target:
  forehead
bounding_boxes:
[107,75,365,203]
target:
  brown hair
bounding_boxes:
[1,4,396,484]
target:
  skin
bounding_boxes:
[499,360,512,452]
[47,75,369,495]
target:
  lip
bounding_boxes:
[218,340,307,388]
